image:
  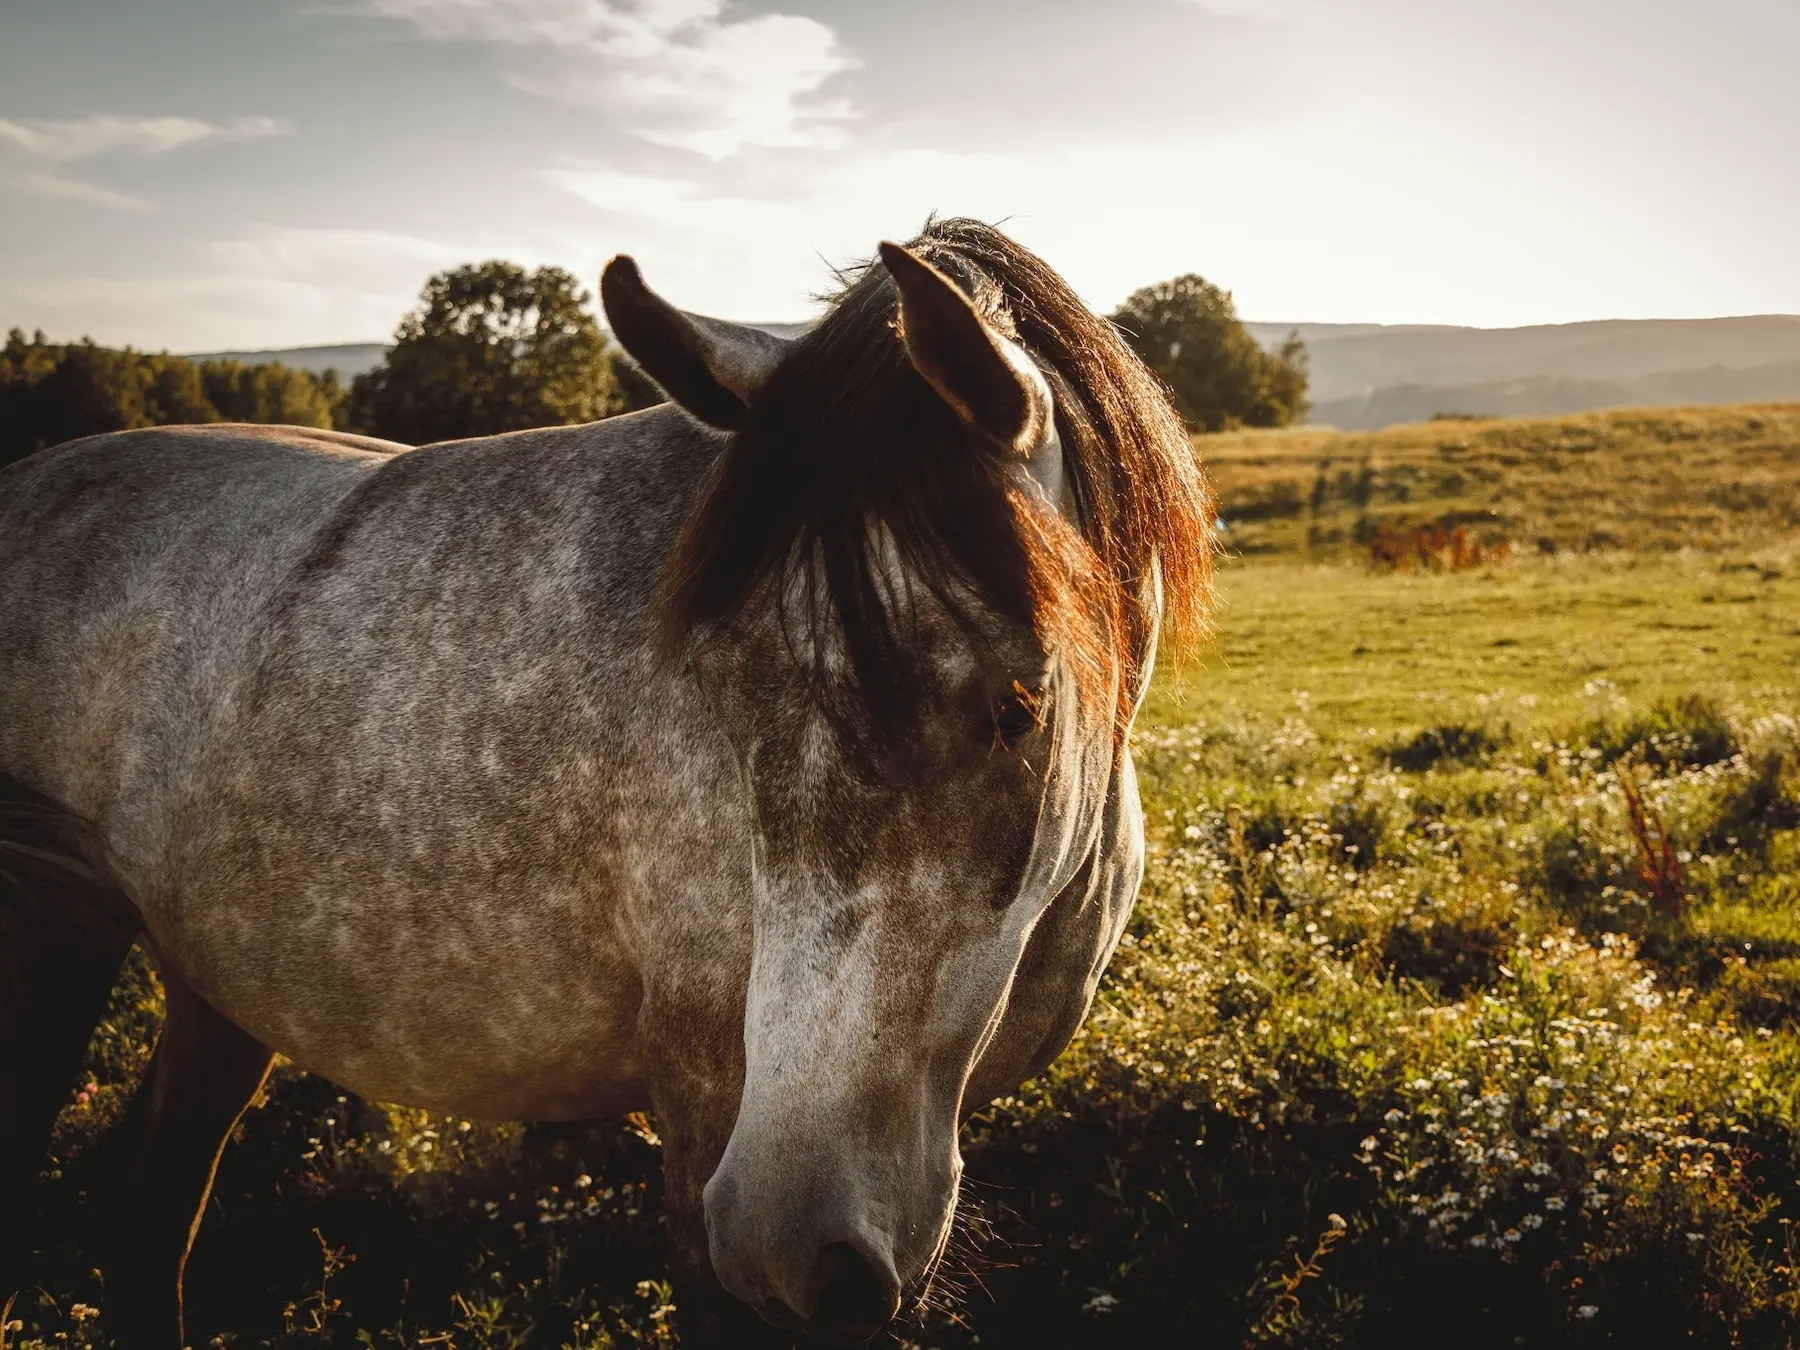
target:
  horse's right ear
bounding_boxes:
[601,256,790,431]
[879,241,1053,456]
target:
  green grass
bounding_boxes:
[1155,544,1800,729]
[8,406,1800,1347]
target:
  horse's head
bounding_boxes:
[604,220,1209,1343]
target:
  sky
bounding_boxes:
[2,0,1797,351]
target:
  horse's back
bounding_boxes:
[0,424,406,855]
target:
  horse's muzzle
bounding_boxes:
[704,1168,903,1344]
[747,1241,899,1345]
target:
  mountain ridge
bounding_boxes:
[189,314,1800,431]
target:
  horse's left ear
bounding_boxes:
[601,255,790,431]
[879,241,1053,456]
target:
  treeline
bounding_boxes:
[1,329,344,470]
[5,256,1308,470]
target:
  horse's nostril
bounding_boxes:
[809,1241,901,1346]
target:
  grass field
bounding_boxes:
[1163,547,1800,729]
[8,405,1800,1347]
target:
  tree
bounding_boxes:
[608,350,669,414]
[346,262,624,444]
[1112,275,1309,432]
[201,359,341,427]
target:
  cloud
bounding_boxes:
[356,0,856,158]
[0,114,288,161]
[11,172,153,212]
[724,0,1304,153]
[0,224,560,350]
[537,149,1088,318]
[0,114,289,210]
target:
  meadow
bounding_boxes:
[7,404,1800,1347]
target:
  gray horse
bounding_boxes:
[0,218,1210,1346]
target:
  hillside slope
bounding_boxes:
[1201,401,1800,558]
[183,342,389,379]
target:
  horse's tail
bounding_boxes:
[0,771,136,966]
[0,773,104,898]
[0,773,137,1294]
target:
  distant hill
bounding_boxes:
[184,343,389,379]
[1308,361,1800,430]
[1245,315,1800,429]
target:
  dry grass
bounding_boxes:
[1203,402,1800,560]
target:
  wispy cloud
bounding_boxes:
[356,0,856,158]
[0,113,290,211]
[0,114,288,161]
[12,172,154,212]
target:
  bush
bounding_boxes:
[1588,694,1737,771]
[1386,724,1502,772]
[1381,890,1512,999]
[1702,749,1800,855]
[1225,479,1307,522]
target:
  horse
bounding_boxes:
[0,218,1211,1346]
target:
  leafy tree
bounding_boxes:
[1261,331,1310,429]
[145,357,220,426]
[1112,275,1309,432]
[346,262,624,444]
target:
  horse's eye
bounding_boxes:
[991,681,1046,752]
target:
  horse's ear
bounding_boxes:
[879,240,1052,455]
[601,255,790,431]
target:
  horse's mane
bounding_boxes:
[660,217,1212,742]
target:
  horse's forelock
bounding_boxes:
[658,217,1212,742]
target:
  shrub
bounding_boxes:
[1539,826,1625,921]
[1227,479,1307,521]
[1588,694,1737,771]
[1386,724,1502,773]
[1380,890,1512,999]
[1329,796,1389,871]
[1702,749,1800,856]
